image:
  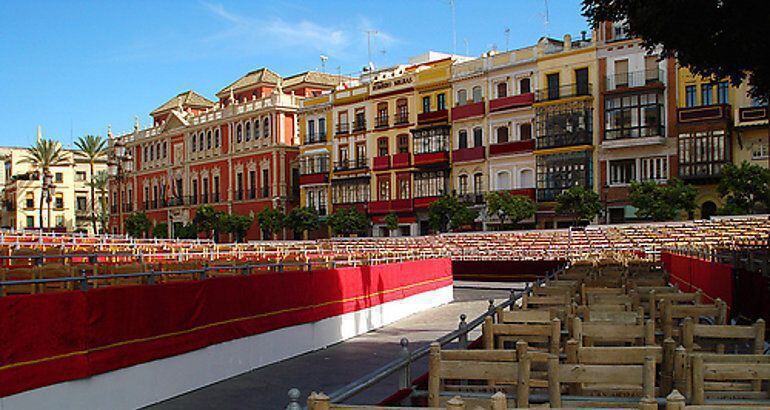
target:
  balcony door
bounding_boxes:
[547,73,560,100]
[575,68,589,95]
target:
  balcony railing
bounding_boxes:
[604,125,665,141]
[536,129,592,150]
[336,123,349,135]
[677,104,731,124]
[372,156,391,171]
[304,133,327,145]
[333,158,369,172]
[452,146,485,163]
[489,139,535,156]
[451,101,485,120]
[352,119,366,132]
[374,116,389,129]
[369,199,414,214]
[605,69,664,91]
[394,112,409,125]
[417,109,448,124]
[392,152,411,168]
[535,83,592,102]
[488,93,534,112]
[413,151,450,166]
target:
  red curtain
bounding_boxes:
[662,251,733,308]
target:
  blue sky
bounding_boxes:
[0,0,589,148]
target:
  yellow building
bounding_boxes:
[732,83,769,170]
[1,142,108,233]
[298,93,333,238]
[532,33,599,228]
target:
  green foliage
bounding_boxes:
[75,134,108,234]
[327,207,369,236]
[629,179,697,221]
[173,223,198,239]
[255,207,285,239]
[555,186,603,224]
[383,212,400,232]
[221,213,253,243]
[717,161,770,215]
[284,207,320,238]
[427,194,479,233]
[193,205,225,241]
[152,222,168,239]
[582,0,769,101]
[22,138,68,228]
[485,191,536,227]
[124,212,152,238]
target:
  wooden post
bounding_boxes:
[691,355,705,405]
[482,317,494,350]
[565,338,581,395]
[663,299,673,340]
[516,340,530,408]
[550,318,561,355]
[490,391,506,410]
[753,319,766,354]
[307,392,329,410]
[639,396,657,410]
[673,346,687,396]
[428,342,441,408]
[547,354,561,408]
[665,390,686,410]
[662,337,676,395]
[446,395,465,410]
[644,319,655,345]
[694,289,702,304]
[649,290,657,328]
[716,298,727,324]
[643,355,656,400]
[572,316,583,347]
[681,317,694,351]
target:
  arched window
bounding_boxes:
[496,171,511,190]
[519,78,531,94]
[473,173,483,195]
[458,130,468,149]
[496,82,508,98]
[457,89,467,106]
[473,127,483,147]
[458,174,469,195]
[519,123,532,140]
[253,120,260,138]
[198,132,204,151]
[519,169,534,188]
[148,144,153,161]
[214,129,220,147]
[472,86,482,103]
[263,117,270,138]
[245,121,251,141]
[191,135,196,152]
[496,126,509,144]
[206,131,212,149]
[236,124,243,143]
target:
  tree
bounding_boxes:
[221,213,253,243]
[21,138,68,229]
[74,135,108,234]
[193,205,224,242]
[327,207,369,237]
[555,186,602,225]
[583,0,770,101]
[89,170,110,234]
[717,161,770,214]
[284,207,320,239]
[485,191,536,228]
[152,222,169,239]
[255,207,285,240]
[383,212,400,234]
[427,194,479,233]
[174,222,198,239]
[629,179,697,221]
[125,212,152,238]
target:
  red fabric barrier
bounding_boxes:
[0,258,452,397]
[662,251,733,309]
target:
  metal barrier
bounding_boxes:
[286,263,567,408]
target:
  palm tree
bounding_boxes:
[89,170,110,234]
[74,135,108,234]
[22,139,68,229]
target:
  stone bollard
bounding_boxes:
[286,388,301,410]
[398,338,411,389]
[458,314,468,349]
[487,298,496,320]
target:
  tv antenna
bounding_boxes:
[543,0,551,37]
[504,27,510,51]
[320,55,328,73]
[365,30,378,68]
[449,0,457,54]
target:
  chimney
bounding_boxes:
[563,34,572,51]
[581,30,587,41]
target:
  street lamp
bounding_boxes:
[108,137,133,235]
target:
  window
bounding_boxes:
[496,82,508,98]
[414,170,447,197]
[54,193,64,209]
[307,119,315,139]
[473,173,483,195]
[496,171,511,190]
[26,216,34,228]
[236,124,243,143]
[609,159,636,185]
[472,86,482,103]
[214,129,220,147]
[519,123,532,140]
[547,73,560,100]
[752,143,769,160]
[678,130,729,178]
[235,173,243,200]
[422,96,431,113]
[519,169,534,188]
[262,169,269,197]
[701,84,714,106]
[338,146,349,163]
[377,176,390,200]
[458,130,468,149]
[458,175,469,195]
[397,134,409,153]
[645,56,659,82]
[355,142,366,166]
[77,196,87,211]
[263,117,270,138]
[575,68,589,96]
[604,92,664,140]
[354,109,366,130]
[25,192,34,209]
[378,137,389,157]
[318,118,326,137]
[76,171,86,181]
[536,151,592,202]
[206,131,212,148]
[55,172,63,183]
[163,141,167,158]
[412,127,449,154]
[397,175,411,199]
[473,128,483,147]
[717,81,729,104]
[436,93,446,111]
[213,176,220,201]
[640,156,669,181]
[199,132,204,151]
[457,89,467,106]
[681,85,696,108]
[248,171,256,199]
[376,103,388,126]
[245,122,251,142]
[496,126,509,144]
[519,78,531,94]
[337,112,348,133]
[396,99,408,123]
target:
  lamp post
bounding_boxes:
[108,137,133,235]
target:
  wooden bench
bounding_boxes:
[662,299,727,341]
[572,317,655,346]
[482,317,560,355]
[691,354,770,405]
[495,308,555,325]
[682,318,765,355]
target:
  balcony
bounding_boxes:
[738,106,768,123]
[602,125,666,149]
[368,200,390,214]
[459,193,485,205]
[535,83,592,102]
[677,104,731,124]
[605,69,664,92]
[390,199,414,213]
[333,202,368,214]
[414,196,440,209]
[509,187,536,201]
[393,113,410,126]
[489,139,535,156]
[452,146,485,163]
[299,173,328,185]
[374,116,389,129]
[536,129,592,150]
[336,123,349,135]
[372,156,391,171]
[489,93,535,112]
[413,151,449,166]
[679,163,729,183]
[451,101,485,121]
[417,109,448,124]
[352,119,367,133]
[392,152,411,168]
[304,133,327,145]
[333,158,369,172]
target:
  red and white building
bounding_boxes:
[108,69,343,239]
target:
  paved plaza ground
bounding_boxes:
[147,281,524,410]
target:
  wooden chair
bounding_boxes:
[482,316,560,355]
[682,317,765,355]
[662,299,727,341]
[572,317,655,347]
[691,354,770,405]
[428,341,531,408]
[674,351,770,401]
[520,294,573,322]
[495,308,555,325]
